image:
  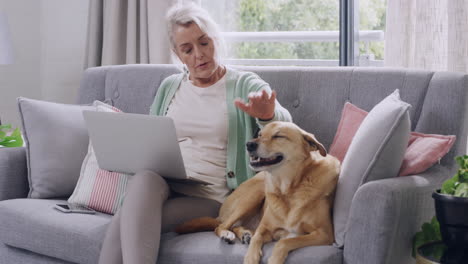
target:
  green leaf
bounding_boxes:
[442,175,458,195]
[459,169,468,183]
[0,140,23,148]
[0,124,12,130]
[454,182,468,197]
[412,216,441,258]
[463,155,468,169]
[421,222,437,239]
[456,155,468,170]
[10,127,21,138]
[412,231,426,257]
[0,124,10,141]
[0,128,23,148]
[430,216,442,240]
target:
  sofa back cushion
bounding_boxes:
[78,65,465,158]
[17,97,94,198]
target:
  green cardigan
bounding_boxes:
[149,67,292,189]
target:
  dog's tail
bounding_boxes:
[175,217,221,234]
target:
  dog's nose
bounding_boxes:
[246,141,258,152]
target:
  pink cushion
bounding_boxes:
[399,132,456,176]
[329,103,368,162]
[329,102,456,176]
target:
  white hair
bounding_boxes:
[166,3,225,65]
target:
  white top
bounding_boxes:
[166,75,230,203]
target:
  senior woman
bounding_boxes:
[98,3,292,264]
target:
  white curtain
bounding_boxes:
[385,0,468,72]
[84,0,176,68]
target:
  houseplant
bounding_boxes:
[432,155,468,248]
[413,155,468,261]
[0,124,23,147]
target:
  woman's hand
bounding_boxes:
[234,90,276,120]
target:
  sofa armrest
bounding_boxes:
[0,147,29,200]
[343,165,449,264]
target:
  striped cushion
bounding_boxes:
[68,101,133,214]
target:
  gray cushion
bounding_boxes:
[17,97,94,198]
[0,243,73,264]
[159,232,343,264]
[0,198,110,264]
[333,90,411,246]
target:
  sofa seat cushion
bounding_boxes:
[158,232,343,264]
[0,198,343,264]
[0,243,73,264]
[0,198,111,264]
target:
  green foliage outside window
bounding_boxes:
[235,0,340,60]
[359,0,386,60]
[202,0,386,61]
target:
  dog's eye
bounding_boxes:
[273,135,285,139]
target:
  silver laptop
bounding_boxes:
[82,110,211,185]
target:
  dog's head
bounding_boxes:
[247,121,326,172]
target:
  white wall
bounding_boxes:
[40,0,89,103]
[0,0,41,128]
[0,0,89,128]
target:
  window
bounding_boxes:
[358,0,386,66]
[200,0,386,66]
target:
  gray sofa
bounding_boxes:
[0,64,467,264]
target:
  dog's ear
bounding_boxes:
[302,132,327,157]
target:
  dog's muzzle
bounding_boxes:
[246,140,284,168]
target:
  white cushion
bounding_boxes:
[68,101,132,214]
[333,89,411,247]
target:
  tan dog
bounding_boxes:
[176,121,340,264]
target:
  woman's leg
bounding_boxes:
[98,209,123,264]
[98,170,170,264]
[120,170,170,263]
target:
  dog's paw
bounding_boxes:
[268,249,287,264]
[267,256,285,264]
[244,251,262,264]
[241,231,252,244]
[220,230,236,244]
